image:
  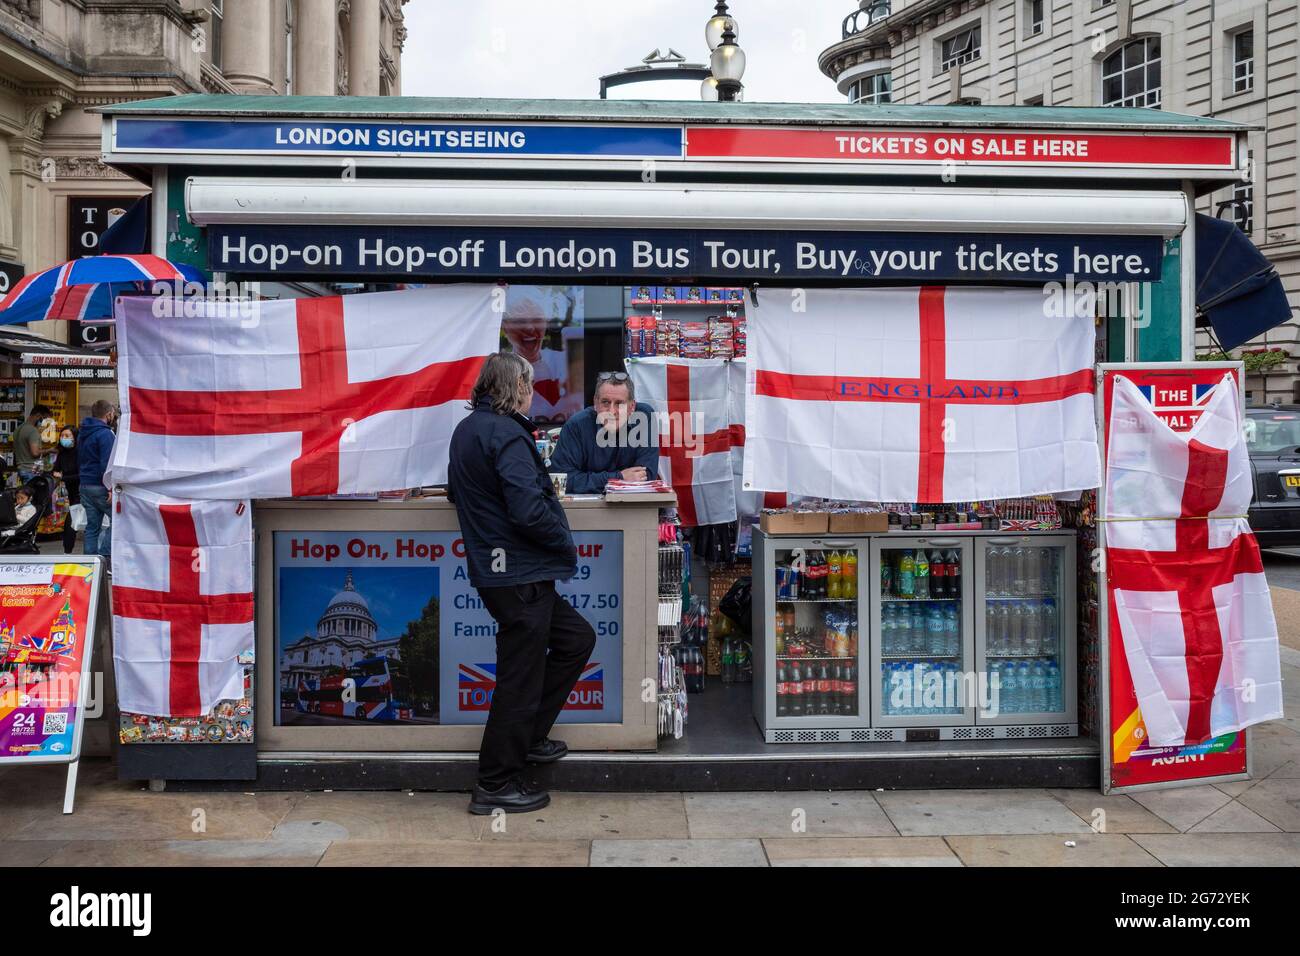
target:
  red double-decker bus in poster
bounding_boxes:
[1098,362,1250,792]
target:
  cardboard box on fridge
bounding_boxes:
[827,511,889,533]
[760,511,829,535]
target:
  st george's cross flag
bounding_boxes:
[629,358,740,526]
[111,489,253,717]
[742,286,1101,502]
[1105,373,1283,747]
[109,286,501,498]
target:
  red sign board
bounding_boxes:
[1098,363,1249,792]
[687,127,1236,169]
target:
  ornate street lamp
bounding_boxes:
[701,1,745,102]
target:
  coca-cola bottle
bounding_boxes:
[841,663,857,715]
[788,663,804,716]
[947,549,962,600]
[931,550,948,599]
[817,663,832,715]
[776,663,789,717]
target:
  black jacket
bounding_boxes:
[447,396,577,588]
[549,403,660,494]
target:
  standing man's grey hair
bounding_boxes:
[90,399,114,420]
[469,352,534,415]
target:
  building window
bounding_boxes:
[939,24,981,71]
[209,0,224,69]
[1101,37,1161,108]
[1024,94,1044,106]
[850,72,893,104]
[1027,0,1043,37]
[1232,181,1254,233]
[1232,30,1254,94]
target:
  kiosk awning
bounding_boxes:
[186,178,1188,237]
[1195,213,1294,351]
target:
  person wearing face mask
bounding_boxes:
[548,371,659,494]
[14,404,52,484]
[79,400,117,564]
[52,426,80,554]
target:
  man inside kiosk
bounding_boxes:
[549,370,659,493]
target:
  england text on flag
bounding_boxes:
[742,286,1101,502]
[1106,373,1284,747]
[110,286,501,498]
[111,489,253,718]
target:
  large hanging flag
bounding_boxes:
[629,357,740,526]
[111,489,253,717]
[742,286,1100,502]
[109,286,501,497]
[1105,373,1283,747]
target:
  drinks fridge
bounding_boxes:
[753,536,869,742]
[753,530,1077,743]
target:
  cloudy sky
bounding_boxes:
[401,0,853,103]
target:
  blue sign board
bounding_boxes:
[113,118,683,159]
[208,225,1164,283]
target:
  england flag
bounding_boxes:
[1106,373,1284,747]
[112,489,253,717]
[109,286,501,498]
[742,286,1101,502]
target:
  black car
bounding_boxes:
[1247,405,1300,547]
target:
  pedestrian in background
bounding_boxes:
[79,400,117,566]
[53,425,80,554]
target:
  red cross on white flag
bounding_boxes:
[742,286,1101,502]
[110,286,501,498]
[1105,373,1283,747]
[111,489,254,717]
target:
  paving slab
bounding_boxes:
[7,788,297,841]
[590,838,768,867]
[1047,790,1177,834]
[874,789,1092,836]
[1234,777,1300,832]
[270,791,478,842]
[0,840,69,867]
[763,836,960,866]
[1130,832,1300,866]
[318,839,590,866]
[1187,801,1282,833]
[685,791,896,839]
[1249,723,1300,778]
[1129,786,1232,832]
[945,833,1161,867]
[37,839,330,866]
[474,792,689,841]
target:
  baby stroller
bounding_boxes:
[0,474,54,555]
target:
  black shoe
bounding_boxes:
[468,778,550,815]
[526,737,568,764]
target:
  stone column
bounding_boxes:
[293,0,337,95]
[347,0,380,95]
[221,0,277,93]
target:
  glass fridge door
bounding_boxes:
[870,537,974,727]
[976,534,1076,724]
[767,539,867,727]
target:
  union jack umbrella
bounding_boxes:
[0,254,204,325]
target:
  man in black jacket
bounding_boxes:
[447,351,595,815]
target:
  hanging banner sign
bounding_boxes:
[686,127,1237,168]
[209,225,1163,283]
[112,118,683,159]
[1098,362,1250,793]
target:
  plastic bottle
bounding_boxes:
[828,550,843,600]
[1046,663,1062,712]
[985,603,1000,657]
[1023,601,1040,657]
[914,550,930,599]
[1041,599,1058,656]
[1011,547,1027,596]
[842,549,858,599]
[1025,548,1041,597]
[1031,660,1047,713]
[881,664,892,716]
[898,551,915,598]
[722,638,735,684]
[909,606,925,655]
[997,546,1013,596]
[947,549,962,600]
[927,605,944,655]
[1040,548,1056,595]
[1016,662,1033,713]
[929,549,946,600]
[944,603,960,657]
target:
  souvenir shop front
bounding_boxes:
[95,95,1269,791]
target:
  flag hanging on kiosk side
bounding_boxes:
[109,286,501,498]
[111,489,253,718]
[742,286,1101,502]
[1105,373,1283,747]
[629,357,740,526]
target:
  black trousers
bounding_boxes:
[475,580,597,788]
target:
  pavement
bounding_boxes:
[1,546,1292,867]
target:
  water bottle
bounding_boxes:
[1023,601,1041,657]
[985,603,1000,657]
[927,606,944,655]
[1011,547,1026,596]
[1040,548,1056,594]
[1046,663,1062,712]
[881,664,892,716]
[1025,548,1041,597]
[1000,661,1018,714]
[944,604,959,657]
[910,606,925,655]
[1041,599,1058,656]
[1016,662,1032,713]
[1034,660,1049,713]
[1006,602,1022,657]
